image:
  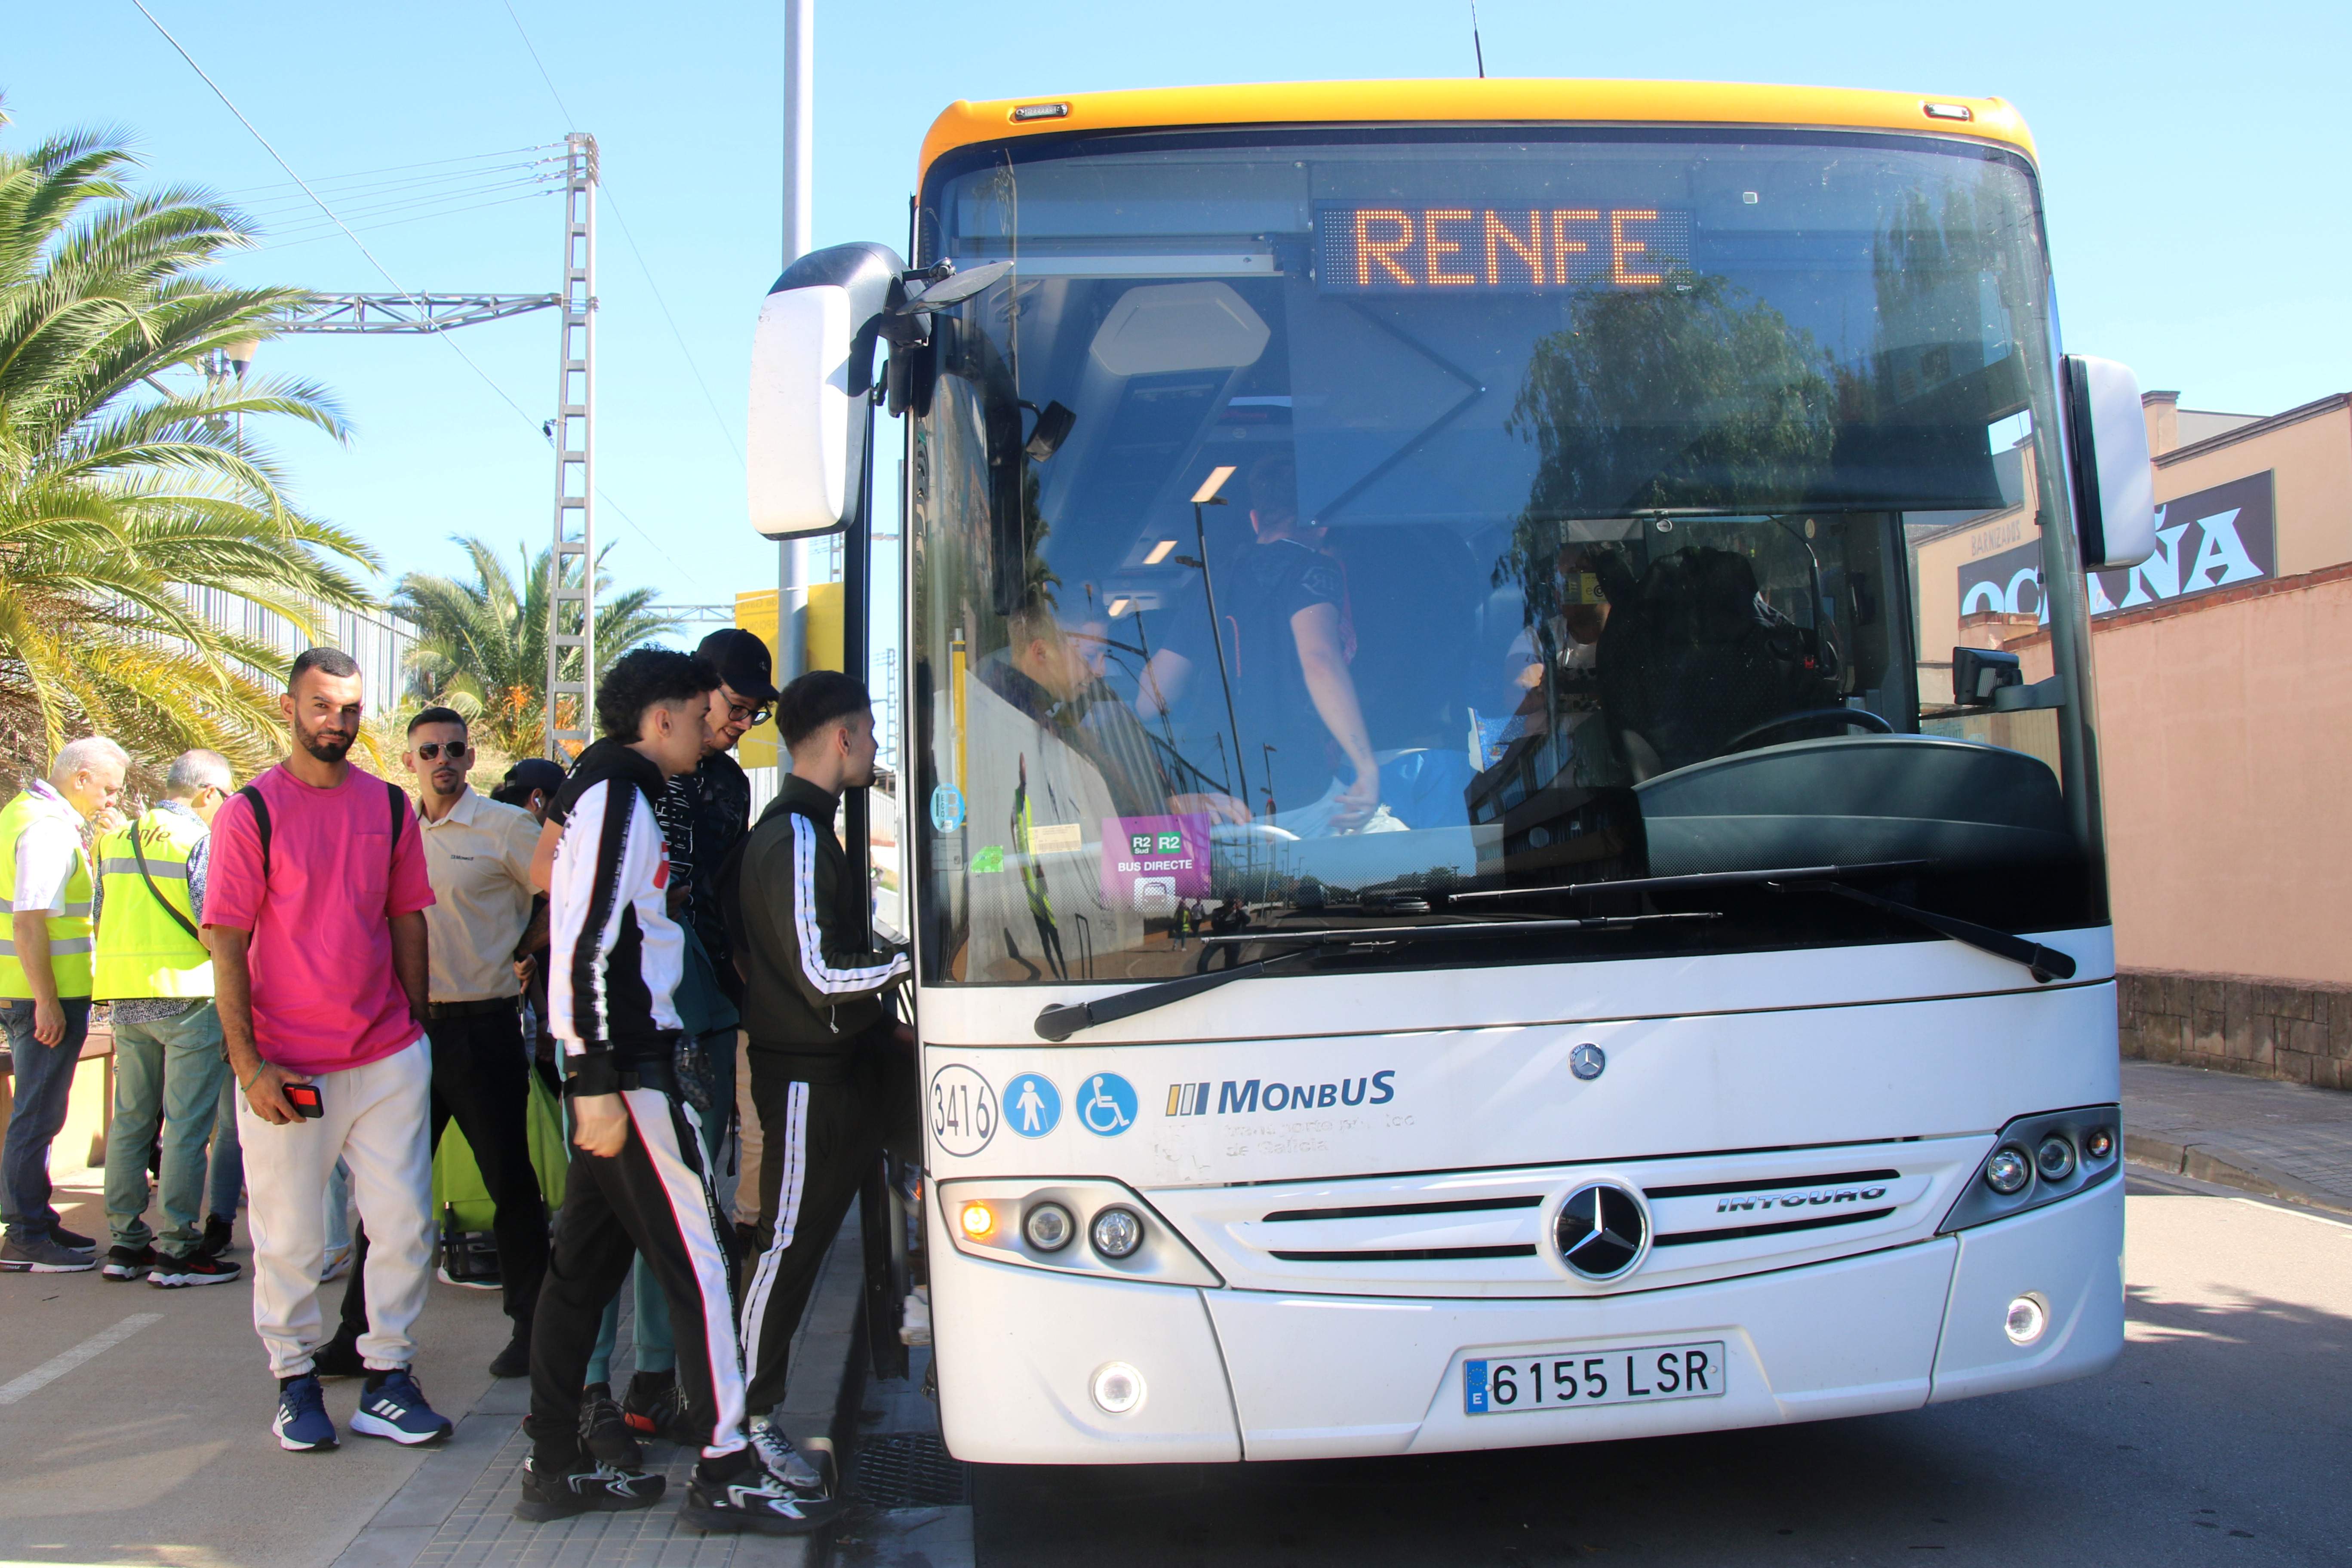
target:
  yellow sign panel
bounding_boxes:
[734,581,847,771]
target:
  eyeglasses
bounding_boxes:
[415,741,471,762]
[727,703,772,728]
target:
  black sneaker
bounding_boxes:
[197,1214,235,1260]
[513,1454,665,1522]
[0,1234,97,1273]
[621,1369,697,1444]
[312,1335,367,1379]
[49,1224,97,1253]
[578,1384,643,1469]
[102,1243,157,1281]
[683,1465,848,1536]
[487,1329,532,1380]
[149,1253,241,1288]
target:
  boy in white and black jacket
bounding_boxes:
[517,648,839,1538]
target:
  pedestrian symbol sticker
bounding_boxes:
[929,1064,997,1157]
[1077,1072,1138,1137]
[1005,1073,1061,1138]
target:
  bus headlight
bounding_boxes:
[1938,1105,2121,1235]
[1090,1206,1144,1260]
[937,1178,1222,1287]
[1090,1362,1145,1414]
[1023,1202,1074,1252]
[2004,1293,2048,1345]
[2035,1136,2076,1182]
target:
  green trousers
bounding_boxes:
[103,1001,228,1257]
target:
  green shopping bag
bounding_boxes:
[431,1067,569,1230]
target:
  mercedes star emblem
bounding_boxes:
[1554,1181,1648,1281]
[1569,1042,1607,1080]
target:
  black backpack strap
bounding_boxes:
[237,784,273,883]
[387,778,407,859]
[128,813,203,942]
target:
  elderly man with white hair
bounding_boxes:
[94,748,244,1288]
[0,735,129,1273]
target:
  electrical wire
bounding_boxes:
[256,191,561,253]
[127,0,539,434]
[214,143,559,197]
[236,164,560,224]
[254,172,558,235]
[500,0,745,469]
[128,0,711,593]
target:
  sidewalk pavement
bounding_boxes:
[2124,1058,2352,1214]
[0,1163,865,1568]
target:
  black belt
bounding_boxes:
[427,996,520,1021]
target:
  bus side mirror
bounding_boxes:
[1952,645,2022,707]
[747,241,904,540]
[2062,354,2156,571]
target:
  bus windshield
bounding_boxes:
[907,128,2097,987]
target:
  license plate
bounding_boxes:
[1463,1340,1726,1415]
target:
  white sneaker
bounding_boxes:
[746,1417,827,1495]
[320,1244,351,1282]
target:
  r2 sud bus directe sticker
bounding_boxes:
[1464,1340,1727,1414]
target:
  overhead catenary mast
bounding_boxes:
[542,131,599,756]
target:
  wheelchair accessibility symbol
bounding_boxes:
[1077,1072,1138,1137]
[1005,1073,1060,1138]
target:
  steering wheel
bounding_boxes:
[1722,707,1894,754]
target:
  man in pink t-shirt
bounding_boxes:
[206,647,451,1454]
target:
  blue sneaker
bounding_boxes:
[274,1375,338,1452]
[349,1368,454,1446]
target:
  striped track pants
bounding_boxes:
[739,1036,910,1415]
[527,1085,748,1459]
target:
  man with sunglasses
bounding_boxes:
[319,707,548,1381]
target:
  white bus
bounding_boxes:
[746,79,2155,1464]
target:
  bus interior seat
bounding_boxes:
[1596,545,1832,777]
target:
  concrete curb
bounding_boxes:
[2126,1131,2352,1218]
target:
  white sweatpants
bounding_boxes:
[238,1037,433,1377]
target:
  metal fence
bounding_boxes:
[169,584,421,713]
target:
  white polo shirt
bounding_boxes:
[414,786,541,1002]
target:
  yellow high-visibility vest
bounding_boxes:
[92,807,212,1000]
[0,788,95,999]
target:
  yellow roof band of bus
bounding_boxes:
[918,79,2035,187]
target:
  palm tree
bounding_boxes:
[394,536,682,759]
[0,103,380,782]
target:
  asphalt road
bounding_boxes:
[970,1181,2352,1568]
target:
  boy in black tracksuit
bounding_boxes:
[516,648,839,1537]
[729,672,910,1484]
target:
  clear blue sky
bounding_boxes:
[10,0,2346,614]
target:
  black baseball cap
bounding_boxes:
[495,757,566,806]
[698,627,780,705]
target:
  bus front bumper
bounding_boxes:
[931,1179,2122,1463]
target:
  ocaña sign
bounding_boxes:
[1957,471,2276,622]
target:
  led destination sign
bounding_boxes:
[1318,204,1693,291]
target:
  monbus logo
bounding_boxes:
[1165,1072,1396,1116]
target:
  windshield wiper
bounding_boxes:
[1035,951,1316,1043]
[1767,877,2077,984]
[1448,860,1931,907]
[1031,914,1717,1041]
